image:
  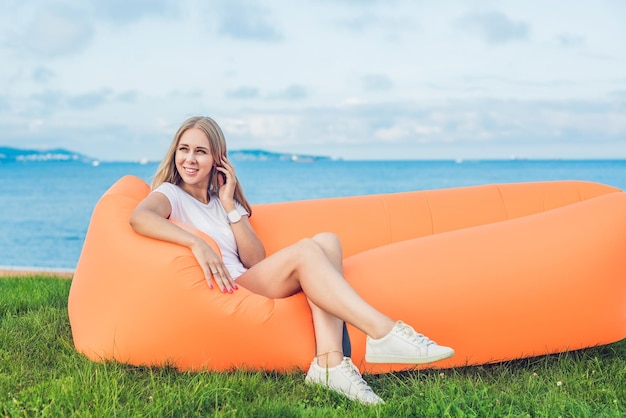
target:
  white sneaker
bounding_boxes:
[305,357,385,405]
[366,321,454,364]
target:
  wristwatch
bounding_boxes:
[227,209,242,224]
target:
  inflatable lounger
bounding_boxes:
[68,175,626,373]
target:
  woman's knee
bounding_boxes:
[295,237,321,253]
[312,232,342,256]
[292,236,327,260]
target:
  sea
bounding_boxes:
[2,159,626,271]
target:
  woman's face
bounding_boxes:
[175,127,215,190]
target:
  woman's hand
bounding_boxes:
[130,187,240,294]
[215,157,237,207]
[190,238,238,293]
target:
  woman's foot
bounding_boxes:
[365,321,454,364]
[305,357,384,405]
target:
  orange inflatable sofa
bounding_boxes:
[68,175,626,373]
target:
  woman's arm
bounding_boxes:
[130,192,196,247]
[216,156,266,268]
[225,211,266,268]
[129,192,237,292]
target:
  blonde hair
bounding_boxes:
[152,116,253,215]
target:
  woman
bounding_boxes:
[130,116,454,405]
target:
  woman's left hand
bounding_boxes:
[216,157,237,204]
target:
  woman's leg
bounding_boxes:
[307,233,351,367]
[311,234,352,358]
[235,232,451,404]
[237,232,388,405]
[235,234,396,343]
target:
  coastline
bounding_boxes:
[0,266,74,278]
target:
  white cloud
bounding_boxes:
[91,0,182,24]
[226,86,261,99]
[270,85,308,100]
[0,0,625,161]
[456,11,530,44]
[5,5,94,58]
[210,0,282,41]
[362,74,394,91]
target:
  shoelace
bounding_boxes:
[396,322,434,346]
[339,359,377,394]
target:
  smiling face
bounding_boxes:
[175,127,215,201]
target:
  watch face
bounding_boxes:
[228,210,242,223]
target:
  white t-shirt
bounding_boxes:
[153,182,250,279]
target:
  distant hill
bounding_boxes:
[0,146,332,163]
[0,146,95,163]
[229,149,331,162]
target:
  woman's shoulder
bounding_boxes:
[153,182,184,201]
[154,182,179,193]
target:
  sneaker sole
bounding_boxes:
[365,349,454,364]
[305,376,384,405]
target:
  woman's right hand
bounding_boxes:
[130,191,238,293]
[190,238,238,293]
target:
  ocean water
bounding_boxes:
[2,159,626,270]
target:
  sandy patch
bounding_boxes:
[0,268,74,278]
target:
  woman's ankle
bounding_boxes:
[315,350,344,368]
[369,318,397,340]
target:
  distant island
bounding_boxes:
[0,146,96,163]
[229,149,332,162]
[0,147,333,163]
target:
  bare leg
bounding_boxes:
[237,233,449,405]
[307,233,350,367]
[235,233,396,350]
[311,234,352,358]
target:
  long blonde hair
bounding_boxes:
[152,116,253,215]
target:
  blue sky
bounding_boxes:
[1,0,625,161]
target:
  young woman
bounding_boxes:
[130,116,454,405]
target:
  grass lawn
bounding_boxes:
[1,275,624,417]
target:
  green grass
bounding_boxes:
[1,276,624,417]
